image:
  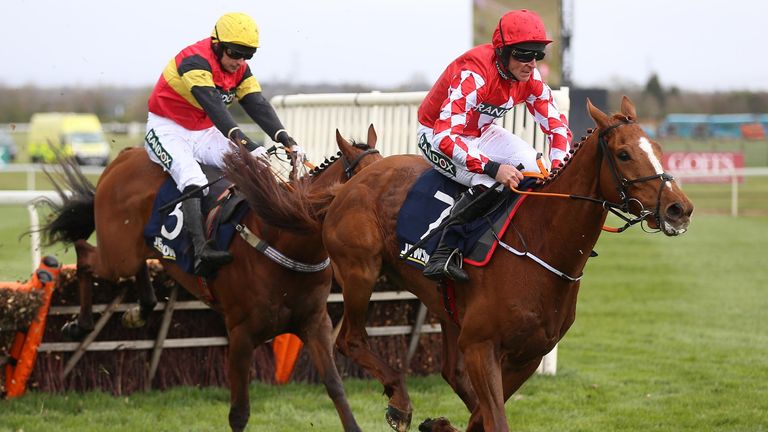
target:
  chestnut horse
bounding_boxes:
[40,126,381,432]
[249,97,692,431]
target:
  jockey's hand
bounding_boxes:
[495,164,524,189]
[250,145,269,161]
[230,128,261,151]
[551,159,563,171]
[277,131,305,164]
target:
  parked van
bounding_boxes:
[28,113,110,165]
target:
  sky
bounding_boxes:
[1,0,767,92]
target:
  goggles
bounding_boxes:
[509,48,545,63]
[224,46,255,60]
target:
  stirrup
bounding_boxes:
[443,249,469,282]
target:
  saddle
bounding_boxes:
[143,166,248,275]
[396,170,536,270]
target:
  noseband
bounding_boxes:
[595,120,675,232]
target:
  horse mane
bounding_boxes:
[308,140,369,177]
[224,145,320,235]
[540,113,629,186]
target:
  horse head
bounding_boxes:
[224,125,382,234]
[586,96,693,235]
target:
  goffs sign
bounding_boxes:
[662,152,744,183]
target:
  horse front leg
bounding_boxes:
[462,340,508,432]
[121,260,157,328]
[336,265,412,432]
[62,240,97,341]
[439,319,478,413]
[227,324,254,432]
[463,356,542,432]
[301,308,361,432]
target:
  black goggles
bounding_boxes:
[509,48,545,63]
[224,46,254,60]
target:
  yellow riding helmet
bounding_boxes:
[211,12,259,48]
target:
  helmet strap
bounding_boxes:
[211,42,224,61]
[495,48,514,81]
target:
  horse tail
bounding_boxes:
[38,155,96,245]
[223,146,321,235]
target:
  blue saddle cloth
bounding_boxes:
[143,177,248,275]
[396,169,535,269]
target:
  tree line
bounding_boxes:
[1,78,766,124]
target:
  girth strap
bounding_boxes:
[235,224,331,273]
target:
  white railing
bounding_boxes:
[673,167,768,217]
[0,163,104,190]
[271,89,570,160]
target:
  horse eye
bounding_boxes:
[617,150,631,161]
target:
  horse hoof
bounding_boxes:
[61,321,92,341]
[121,307,146,329]
[386,405,412,432]
[418,417,458,432]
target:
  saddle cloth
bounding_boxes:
[143,168,248,275]
[396,169,535,270]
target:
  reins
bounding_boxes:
[509,120,675,233]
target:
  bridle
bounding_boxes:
[591,119,675,232]
[342,147,380,179]
[509,119,676,233]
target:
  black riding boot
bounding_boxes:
[422,190,478,282]
[182,196,233,277]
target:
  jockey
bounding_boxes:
[417,9,572,282]
[145,12,303,277]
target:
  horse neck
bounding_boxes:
[307,157,346,191]
[531,133,608,263]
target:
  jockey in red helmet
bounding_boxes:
[417,9,572,282]
[145,12,304,277]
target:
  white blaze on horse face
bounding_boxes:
[638,137,672,190]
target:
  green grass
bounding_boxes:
[1,214,767,431]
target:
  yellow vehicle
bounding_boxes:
[28,113,110,166]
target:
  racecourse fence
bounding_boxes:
[270,89,569,158]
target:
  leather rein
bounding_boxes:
[512,119,675,233]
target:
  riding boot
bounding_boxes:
[182,196,233,277]
[422,189,478,282]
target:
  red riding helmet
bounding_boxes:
[492,9,552,49]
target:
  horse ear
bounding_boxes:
[335,129,351,148]
[367,124,378,148]
[620,95,637,120]
[587,98,611,130]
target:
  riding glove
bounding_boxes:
[277,131,305,163]
[250,145,269,161]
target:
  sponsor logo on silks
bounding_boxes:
[477,102,511,118]
[419,134,456,176]
[219,88,236,105]
[146,129,173,170]
[153,236,177,260]
[400,242,430,266]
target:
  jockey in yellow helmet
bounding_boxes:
[145,12,304,277]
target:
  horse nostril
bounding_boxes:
[666,203,684,221]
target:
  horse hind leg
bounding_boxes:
[121,261,157,329]
[61,239,98,341]
[227,324,255,432]
[300,308,361,431]
[335,262,412,432]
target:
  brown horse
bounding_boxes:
[40,126,381,432]
[271,97,690,431]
